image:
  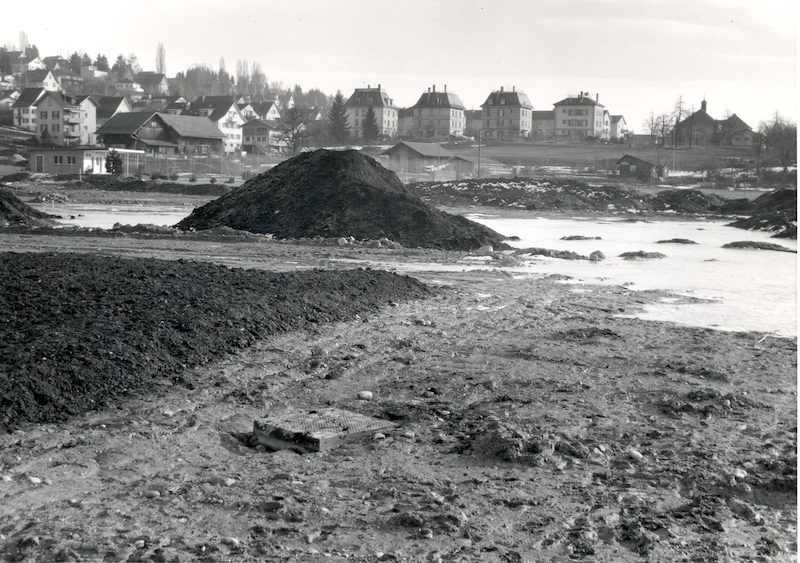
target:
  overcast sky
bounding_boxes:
[4,0,796,132]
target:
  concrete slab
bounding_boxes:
[253,408,396,453]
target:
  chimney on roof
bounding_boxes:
[500,86,504,92]
[433,84,436,93]
[513,86,515,92]
[427,87,431,93]
[596,93,599,102]
[444,84,447,92]
[579,92,583,100]
[701,99,707,112]
[378,83,381,90]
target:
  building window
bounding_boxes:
[52,111,59,119]
[41,124,47,132]
[53,124,60,132]
[67,156,76,165]
[54,156,63,165]
[40,111,47,119]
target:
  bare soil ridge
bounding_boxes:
[0,252,430,432]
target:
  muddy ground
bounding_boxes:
[0,189,796,562]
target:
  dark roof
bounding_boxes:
[464,109,482,119]
[26,69,53,82]
[137,138,178,147]
[11,88,46,107]
[382,141,455,159]
[481,89,533,109]
[345,88,396,108]
[718,114,751,132]
[554,95,605,108]
[42,56,68,69]
[53,69,83,80]
[250,101,280,118]
[411,91,465,111]
[531,111,554,120]
[616,154,655,167]
[611,115,625,123]
[678,109,716,127]
[134,72,167,85]
[95,111,155,135]
[398,108,414,118]
[158,113,226,139]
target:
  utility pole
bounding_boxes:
[477,129,481,179]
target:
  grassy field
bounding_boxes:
[445,141,760,172]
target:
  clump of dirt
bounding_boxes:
[657,238,697,244]
[0,252,431,432]
[722,241,796,253]
[177,149,509,250]
[619,251,667,260]
[649,189,734,213]
[0,172,31,183]
[0,186,58,227]
[726,188,797,238]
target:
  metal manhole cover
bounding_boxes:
[253,408,396,453]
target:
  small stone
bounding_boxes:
[304,531,321,544]
[27,476,42,485]
[733,468,748,480]
[143,490,161,499]
[357,391,373,401]
[337,237,349,246]
[133,540,146,549]
[208,476,236,486]
[373,433,386,441]
[420,528,434,539]
[401,431,416,439]
[589,250,606,262]
[221,537,240,547]
[163,410,174,417]
[2,475,12,482]
[628,449,643,462]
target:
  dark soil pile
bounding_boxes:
[726,189,797,239]
[722,241,796,252]
[177,149,509,251]
[0,252,431,432]
[0,186,57,227]
[0,172,30,183]
[649,189,736,213]
[61,176,231,196]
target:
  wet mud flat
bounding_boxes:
[0,233,795,562]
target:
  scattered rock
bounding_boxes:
[722,241,796,253]
[589,250,606,261]
[657,238,697,244]
[358,391,374,401]
[619,251,666,260]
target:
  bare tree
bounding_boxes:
[672,96,685,147]
[155,43,166,75]
[18,31,28,55]
[277,107,316,157]
[760,113,797,182]
[643,111,660,145]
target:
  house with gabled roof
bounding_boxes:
[25,69,59,92]
[12,88,47,132]
[114,78,144,100]
[13,55,47,74]
[344,84,398,140]
[52,69,84,94]
[241,118,284,154]
[553,92,607,141]
[13,89,97,145]
[531,110,555,139]
[410,85,466,139]
[0,89,20,111]
[251,100,281,121]
[610,115,627,140]
[717,114,760,146]
[616,154,665,181]
[134,72,169,95]
[96,111,225,154]
[481,87,534,139]
[42,56,70,71]
[184,95,246,153]
[675,101,760,147]
[382,141,454,174]
[92,95,132,127]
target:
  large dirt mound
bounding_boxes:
[0,252,431,432]
[177,149,509,250]
[0,186,57,227]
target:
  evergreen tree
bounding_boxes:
[328,91,349,145]
[68,52,82,74]
[106,150,123,175]
[94,54,109,71]
[362,106,380,143]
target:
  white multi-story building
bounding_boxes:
[344,84,398,140]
